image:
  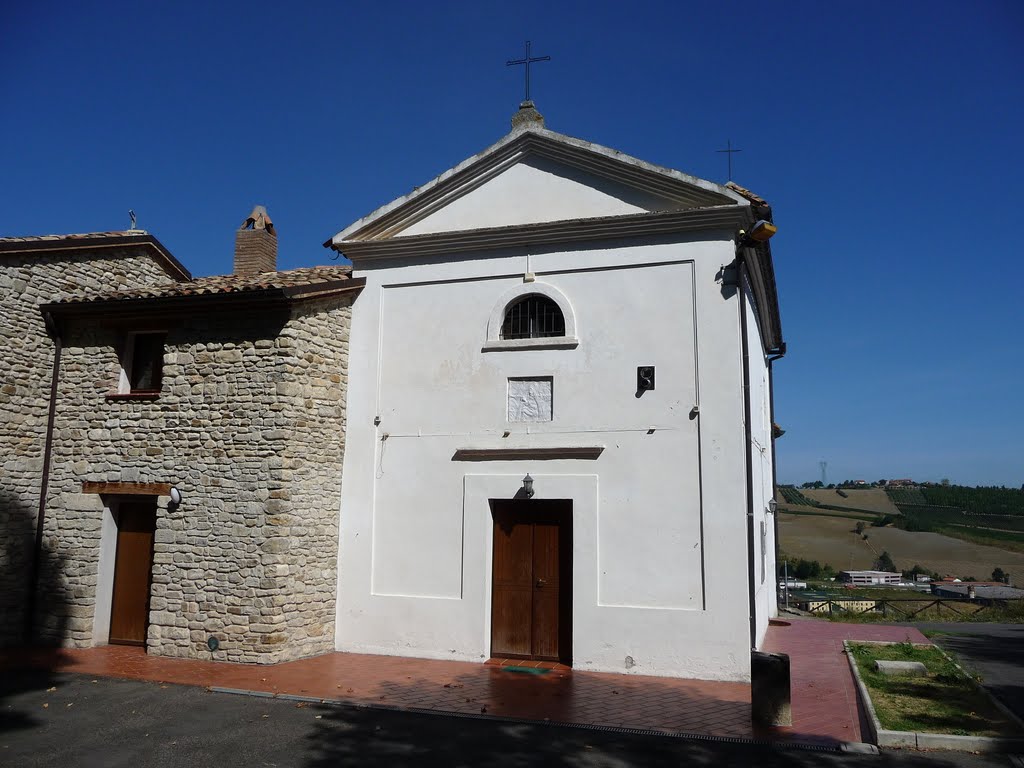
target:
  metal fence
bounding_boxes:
[800,597,1024,620]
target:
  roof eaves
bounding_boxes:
[0,232,192,281]
[327,127,749,247]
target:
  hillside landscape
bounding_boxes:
[777,485,1024,580]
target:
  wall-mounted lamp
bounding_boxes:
[767,498,778,514]
[169,487,182,505]
[738,219,778,247]
[522,474,535,498]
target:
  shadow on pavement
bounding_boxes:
[0,488,72,736]
[301,702,1003,768]
[931,628,1024,720]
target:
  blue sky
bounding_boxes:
[3,1,1022,487]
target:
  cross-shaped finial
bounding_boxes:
[506,40,550,103]
[716,139,743,181]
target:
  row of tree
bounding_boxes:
[778,554,1011,585]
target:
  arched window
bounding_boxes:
[501,294,566,340]
[483,282,578,351]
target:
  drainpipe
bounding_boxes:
[738,263,758,651]
[25,311,62,643]
[767,346,786,611]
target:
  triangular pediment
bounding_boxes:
[331,128,747,245]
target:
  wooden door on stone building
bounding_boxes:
[490,500,572,664]
[109,502,156,646]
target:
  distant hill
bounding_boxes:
[778,512,1024,579]
[802,488,900,515]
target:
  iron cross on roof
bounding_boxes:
[506,40,550,102]
[716,139,743,181]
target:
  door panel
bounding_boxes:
[491,512,534,657]
[490,501,572,663]
[109,503,156,646]
[531,520,561,660]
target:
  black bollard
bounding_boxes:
[751,650,792,726]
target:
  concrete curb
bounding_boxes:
[207,685,869,753]
[843,640,1024,753]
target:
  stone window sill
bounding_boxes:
[481,337,579,352]
[105,391,161,401]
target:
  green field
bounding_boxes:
[887,485,1024,516]
[777,511,1024,578]
[803,488,900,515]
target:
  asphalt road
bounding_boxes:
[900,622,1024,721]
[1,670,1019,768]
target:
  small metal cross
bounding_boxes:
[506,40,550,102]
[716,139,743,180]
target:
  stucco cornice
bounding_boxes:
[328,129,747,245]
[338,206,750,262]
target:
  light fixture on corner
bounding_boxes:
[738,219,778,247]
[522,474,535,499]
[767,499,778,514]
[169,486,182,505]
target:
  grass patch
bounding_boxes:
[848,642,1022,737]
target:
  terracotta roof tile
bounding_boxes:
[52,265,356,305]
[0,231,144,244]
[725,182,769,207]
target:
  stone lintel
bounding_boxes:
[82,481,171,496]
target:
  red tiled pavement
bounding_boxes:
[764,618,929,744]
[1,618,928,745]
[2,646,753,738]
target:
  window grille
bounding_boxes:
[500,295,565,340]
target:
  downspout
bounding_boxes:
[766,346,786,611]
[738,257,757,652]
[25,311,62,643]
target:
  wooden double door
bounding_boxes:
[109,502,156,646]
[490,500,572,664]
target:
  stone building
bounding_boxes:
[1,231,189,647]
[1,212,362,662]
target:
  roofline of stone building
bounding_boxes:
[40,277,366,320]
[0,232,192,282]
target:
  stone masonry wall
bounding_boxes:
[0,248,176,646]
[41,294,353,662]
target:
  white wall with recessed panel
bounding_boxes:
[335,229,763,681]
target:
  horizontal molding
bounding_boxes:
[82,481,171,496]
[340,206,748,262]
[452,446,604,462]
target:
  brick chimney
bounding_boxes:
[234,205,277,275]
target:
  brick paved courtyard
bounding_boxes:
[3,618,928,745]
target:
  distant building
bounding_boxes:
[838,570,901,586]
[886,479,915,487]
[778,579,807,590]
[931,583,1024,601]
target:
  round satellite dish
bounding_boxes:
[169,487,182,505]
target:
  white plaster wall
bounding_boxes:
[399,156,675,237]
[90,501,119,645]
[337,233,755,681]
[744,279,778,648]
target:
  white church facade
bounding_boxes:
[328,103,784,681]
[2,103,783,683]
